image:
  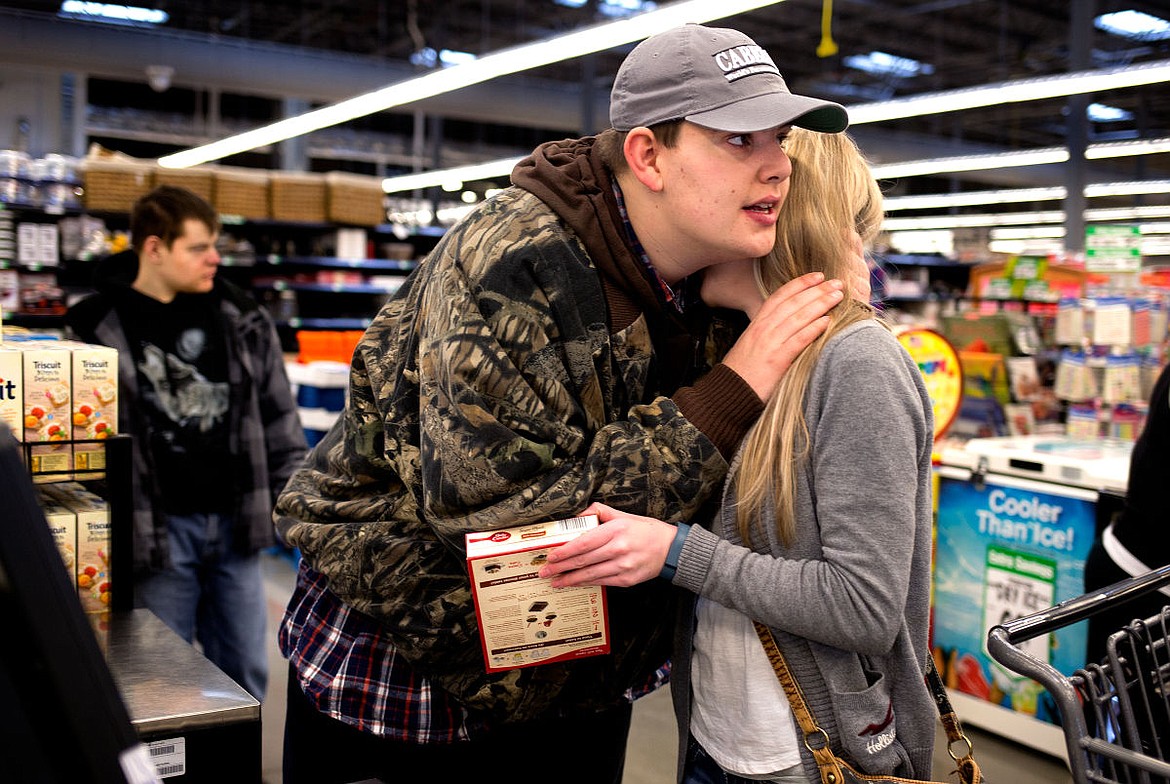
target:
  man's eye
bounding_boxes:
[728,134,750,147]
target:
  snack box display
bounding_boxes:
[60,341,118,477]
[34,486,76,580]
[43,482,111,613]
[0,345,21,437]
[20,341,72,476]
[465,514,610,673]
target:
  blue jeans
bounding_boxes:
[683,736,811,784]
[135,512,268,700]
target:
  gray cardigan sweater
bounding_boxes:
[670,320,937,781]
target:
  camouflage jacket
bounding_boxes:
[275,136,764,720]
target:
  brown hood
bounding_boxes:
[511,135,666,333]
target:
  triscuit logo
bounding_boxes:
[713,45,781,82]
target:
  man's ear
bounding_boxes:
[139,235,163,261]
[622,127,665,192]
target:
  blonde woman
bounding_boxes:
[541,129,937,784]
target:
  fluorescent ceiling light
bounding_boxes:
[1095,10,1170,42]
[158,0,787,168]
[843,51,933,78]
[382,156,524,193]
[884,180,1170,212]
[1085,180,1170,198]
[847,59,1170,125]
[871,136,1170,182]
[1088,102,1133,122]
[410,48,478,69]
[871,148,1069,179]
[883,205,1170,231]
[58,1,168,25]
[1086,136,1170,159]
[884,187,1065,211]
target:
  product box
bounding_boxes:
[44,482,111,613]
[465,514,609,673]
[21,342,72,477]
[63,341,118,477]
[0,345,22,437]
[35,487,77,580]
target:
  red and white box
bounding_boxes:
[466,514,610,673]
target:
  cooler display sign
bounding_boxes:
[932,469,1096,726]
[896,327,962,438]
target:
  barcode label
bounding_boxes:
[146,737,185,779]
[553,515,596,533]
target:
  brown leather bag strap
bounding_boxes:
[752,621,983,784]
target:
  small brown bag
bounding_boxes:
[753,621,984,784]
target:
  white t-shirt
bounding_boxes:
[690,596,802,777]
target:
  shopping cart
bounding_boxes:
[987,563,1170,784]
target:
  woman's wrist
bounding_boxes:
[658,523,692,581]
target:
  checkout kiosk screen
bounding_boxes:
[933,472,1096,725]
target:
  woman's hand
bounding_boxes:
[538,502,678,588]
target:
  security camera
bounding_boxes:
[145,64,174,92]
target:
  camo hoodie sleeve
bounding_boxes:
[275,189,729,687]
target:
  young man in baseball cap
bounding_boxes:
[276,23,851,784]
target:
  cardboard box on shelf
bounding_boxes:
[64,342,118,477]
[0,345,22,436]
[21,342,72,477]
[35,487,77,580]
[465,514,609,673]
[43,482,111,613]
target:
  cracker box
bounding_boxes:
[0,345,22,438]
[21,342,72,477]
[44,482,111,613]
[35,487,77,580]
[465,514,609,673]
[64,342,118,477]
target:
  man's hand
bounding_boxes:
[720,272,844,400]
[538,502,676,588]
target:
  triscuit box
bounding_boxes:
[63,342,118,477]
[21,342,72,477]
[0,345,22,437]
[35,487,77,581]
[44,482,111,613]
[466,514,610,673]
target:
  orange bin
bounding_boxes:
[296,330,363,364]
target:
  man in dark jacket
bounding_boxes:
[66,185,306,700]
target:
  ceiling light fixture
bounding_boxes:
[882,205,1170,231]
[884,179,1170,211]
[847,58,1170,125]
[871,148,1070,179]
[158,0,789,169]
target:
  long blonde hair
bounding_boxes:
[734,128,886,546]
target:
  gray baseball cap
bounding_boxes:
[610,24,848,134]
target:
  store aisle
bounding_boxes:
[257,552,1073,784]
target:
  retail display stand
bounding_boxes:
[6,428,261,781]
[0,426,159,783]
[932,435,1131,759]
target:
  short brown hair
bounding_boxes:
[130,185,219,253]
[596,120,684,175]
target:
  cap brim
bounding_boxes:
[686,93,849,134]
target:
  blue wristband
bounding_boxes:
[658,523,691,581]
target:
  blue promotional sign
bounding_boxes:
[933,470,1097,725]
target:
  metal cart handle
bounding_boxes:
[986,563,1170,784]
[990,563,1170,645]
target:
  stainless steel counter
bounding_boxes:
[101,609,260,736]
